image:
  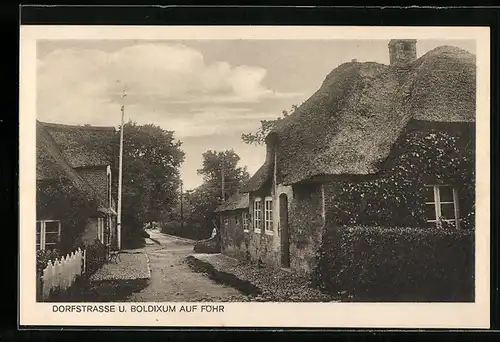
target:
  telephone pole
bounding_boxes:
[117,87,126,250]
[221,162,225,203]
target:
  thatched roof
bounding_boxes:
[243,44,476,191]
[36,121,115,216]
[214,192,249,213]
[39,121,117,168]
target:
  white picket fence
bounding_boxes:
[41,248,86,300]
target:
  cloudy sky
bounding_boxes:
[37,39,475,190]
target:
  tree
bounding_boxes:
[116,121,185,247]
[165,149,249,240]
[241,104,299,145]
[197,149,250,201]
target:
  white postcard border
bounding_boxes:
[19,25,491,329]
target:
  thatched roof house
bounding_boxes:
[36,120,117,215]
[39,121,116,168]
[243,41,476,192]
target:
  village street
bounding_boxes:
[69,229,247,303]
[124,229,246,302]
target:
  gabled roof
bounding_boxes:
[39,121,117,168]
[243,44,476,191]
[215,192,249,213]
[36,120,115,216]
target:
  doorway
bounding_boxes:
[279,193,290,268]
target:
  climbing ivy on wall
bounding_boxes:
[325,125,475,229]
[37,178,99,254]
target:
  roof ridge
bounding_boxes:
[37,122,108,207]
[39,121,117,132]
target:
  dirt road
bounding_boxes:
[125,230,247,302]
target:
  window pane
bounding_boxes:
[440,203,456,219]
[425,204,436,220]
[36,221,41,233]
[439,187,454,202]
[36,233,40,244]
[424,187,435,202]
[36,244,41,251]
[45,233,59,244]
[45,221,59,233]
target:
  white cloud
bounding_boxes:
[37,42,300,125]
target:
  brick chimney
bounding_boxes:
[388,39,417,67]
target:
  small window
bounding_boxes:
[243,212,249,232]
[424,185,460,228]
[264,196,273,234]
[253,198,262,233]
[36,220,61,251]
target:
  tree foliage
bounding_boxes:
[241,105,298,145]
[163,149,249,240]
[117,121,185,247]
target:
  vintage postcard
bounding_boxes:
[19,25,490,329]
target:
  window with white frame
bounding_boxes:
[36,220,61,251]
[424,185,460,228]
[243,212,249,232]
[97,217,105,243]
[253,198,262,233]
[264,196,273,234]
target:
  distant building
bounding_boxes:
[214,192,249,258]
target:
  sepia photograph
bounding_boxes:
[19,25,490,328]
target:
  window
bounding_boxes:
[243,212,249,232]
[253,198,262,233]
[424,185,459,228]
[36,220,61,251]
[97,218,105,243]
[264,196,273,234]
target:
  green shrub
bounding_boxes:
[193,236,221,254]
[36,249,61,301]
[313,225,475,302]
[85,239,107,275]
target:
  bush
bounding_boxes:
[193,236,221,254]
[85,239,107,275]
[36,249,60,273]
[313,225,475,302]
[161,219,212,240]
[36,249,61,301]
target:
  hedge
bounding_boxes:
[193,236,221,254]
[85,239,108,276]
[313,225,475,302]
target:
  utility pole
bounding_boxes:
[180,180,184,230]
[117,88,126,250]
[221,162,225,203]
